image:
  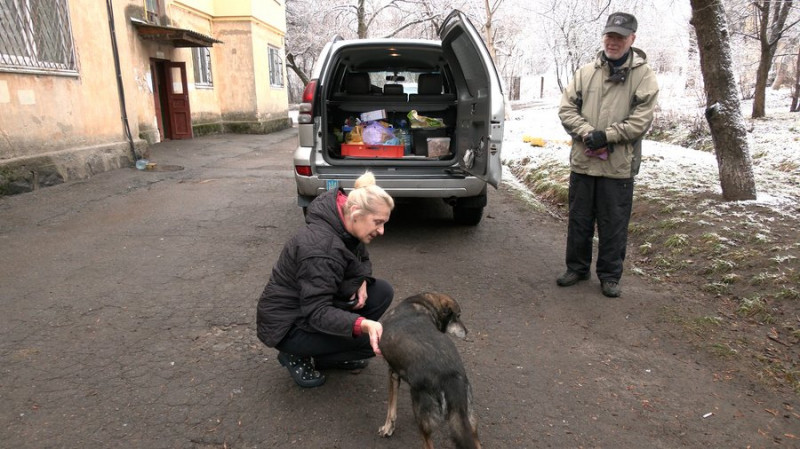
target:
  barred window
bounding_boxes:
[268,46,283,88]
[0,0,77,74]
[192,47,213,87]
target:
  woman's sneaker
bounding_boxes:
[278,352,326,388]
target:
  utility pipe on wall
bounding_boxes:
[105,0,139,162]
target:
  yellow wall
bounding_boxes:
[213,0,287,31]
[162,0,289,130]
[0,0,288,193]
[0,0,127,159]
[253,22,289,119]
[215,19,259,121]
[166,3,222,127]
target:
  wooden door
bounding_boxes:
[165,62,192,139]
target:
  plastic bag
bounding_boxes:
[407,110,445,129]
[362,121,393,145]
[346,125,363,143]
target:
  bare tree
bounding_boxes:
[534,0,605,91]
[339,0,433,38]
[285,0,460,100]
[750,0,798,117]
[690,0,757,201]
[481,0,504,62]
[726,0,799,117]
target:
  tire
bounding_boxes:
[453,205,484,226]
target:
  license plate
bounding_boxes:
[325,179,340,191]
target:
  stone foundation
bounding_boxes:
[0,140,145,195]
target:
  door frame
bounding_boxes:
[150,58,193,140]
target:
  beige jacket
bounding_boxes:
[558,47,659,179]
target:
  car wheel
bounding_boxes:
[453,205,483,225]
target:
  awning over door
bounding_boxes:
[131,18,222,48]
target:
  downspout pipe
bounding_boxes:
[106,0,139,162]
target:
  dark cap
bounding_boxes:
[603,12,637,36]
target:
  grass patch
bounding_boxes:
[664,233,690,248]
[776,287,800,301]
[709,343,739,358]
[659,217,687,230]
[775,159,800,172]
[737,295,774,323]
[703,259,737,275]
[701,282,731,295]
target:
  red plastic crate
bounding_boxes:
[341,144,404,158]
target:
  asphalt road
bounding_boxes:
[1,129,796,448]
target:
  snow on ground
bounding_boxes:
[501,89,800,220]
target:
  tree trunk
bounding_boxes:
[690,0,757,201]
[792,45,800,112]
[750,0,794,118]
[285,53,309,87]
[771,56,788,89]
[357,0,367,39]
[483,0,498,63]
[752,43,773,117]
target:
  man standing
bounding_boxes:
[557,12,659,297]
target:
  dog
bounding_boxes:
[377,292,481,449]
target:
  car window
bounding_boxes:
[450,36,484,97]
[368,71,418,93]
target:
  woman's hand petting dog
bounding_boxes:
[361,319,383,356]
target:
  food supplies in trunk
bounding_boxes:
[407,110,449,157]
[341,118,403,157]
[407,110,445,129]
[362,121,397,145]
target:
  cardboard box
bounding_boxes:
[427,137,451,157]
[341,143,404,158]
[359,109,387,122]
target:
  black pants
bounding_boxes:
[565,172,634,282]
[276,279,393,363]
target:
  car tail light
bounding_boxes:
[297,80,317,124]
[295,165,312,177]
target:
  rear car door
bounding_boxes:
[439,10,505,188]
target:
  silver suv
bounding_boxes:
[293,10,504,225]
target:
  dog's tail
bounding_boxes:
[445,375,481,449]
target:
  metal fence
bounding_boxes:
[0,0,77,74]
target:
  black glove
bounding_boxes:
[583,130,607,150]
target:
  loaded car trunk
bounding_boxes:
[323,70,459,161]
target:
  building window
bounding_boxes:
[192,47,213,87]
[0,0,77,74]
[268,46,284,88]
[145,0,160,23]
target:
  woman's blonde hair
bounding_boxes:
[344,171,394,217]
